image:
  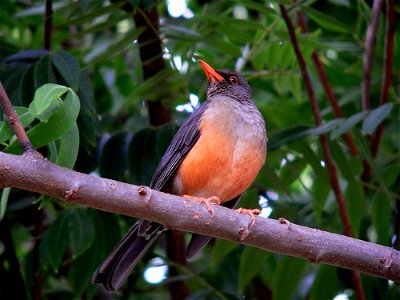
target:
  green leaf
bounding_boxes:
[371,191,391,245]
[362,103,393,134]
[56,123,79,168]
[52,51,80,90]
[238,247,270,293]
[84,28,145,64]
[237,0,275,16]
[44,212,69,271]
[308,119,342,136]
[211,239,239,265]
[67,209,95,258]
[70,241,98,298]
[69,1,126,25]
[310,265,339,300]
[288,75,302,103]
[280,157,307,186]
[259,164,293,198]
[29,83,68,122]
[99,132,131,181]
[208,37,242,57]
[302,6,350,33]
[311,175,330,224]
[5,87,80,154]
[291,141,329,186]
[354,133,393,202]
[0,188,11,221]
[331,111,368,139]
[272,256,307,299]
[33,54,57,88]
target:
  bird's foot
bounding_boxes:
[236,208,261,226]
[184,195,220,218]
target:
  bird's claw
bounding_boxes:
[184,195,220,218]
[236,208,261,226]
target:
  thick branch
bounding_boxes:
[0,152,399,283]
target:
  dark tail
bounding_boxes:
[92,221,163,292]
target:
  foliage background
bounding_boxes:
[0,0,399,299]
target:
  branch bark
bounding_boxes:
[0,152,399,283]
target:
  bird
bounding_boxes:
[92,60,267,292]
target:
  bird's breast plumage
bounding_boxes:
[173,96,267,202]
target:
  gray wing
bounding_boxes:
[150,103,208,191]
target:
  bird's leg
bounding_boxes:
[236,208,261,226]
[183,195,220,218]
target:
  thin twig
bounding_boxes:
[362,0,384,111]
[44,0,53,50]
[295,9,358,156]
[370,0,395,158]
[0,82,36,154]
[279,5,366,300]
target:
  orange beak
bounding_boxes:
[199,60,224,83]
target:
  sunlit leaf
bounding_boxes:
[5,87,80,154]
[29,83,68,122]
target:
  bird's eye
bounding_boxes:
[229,76,238,85]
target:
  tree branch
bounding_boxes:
[0,152,398,282]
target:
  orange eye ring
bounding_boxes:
[229,76,238,84]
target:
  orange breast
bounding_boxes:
[172,98,266,203]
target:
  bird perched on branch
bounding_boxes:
[92,60,267,291]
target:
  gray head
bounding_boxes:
[199,60,252,103]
